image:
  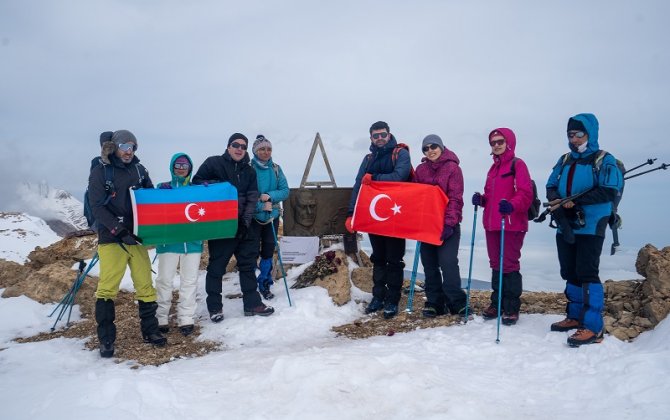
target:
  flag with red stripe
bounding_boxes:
[352,181,449,245]
[130,183,238,245]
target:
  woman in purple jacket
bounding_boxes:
[414,135,467,317]
[472,128,533,325]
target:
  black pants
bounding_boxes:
[420,224,466,312]
[251,219,279,259]
[556,233,604,286]
[205,231,262,313]
[369,233,406,305]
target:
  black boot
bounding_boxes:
[95,298,116,358]
[138,300,167,347]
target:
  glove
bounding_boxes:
[345,216,355,233]
[440,224,454,241]
[498,199,514,215]
[362,173,373,185]
[114,228,142,245]
[235,222,249,240]
[472,192,484,207]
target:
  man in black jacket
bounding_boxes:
[192,133,274,321]
[88,130,166,358]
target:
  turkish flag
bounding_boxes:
[352,181,449,245]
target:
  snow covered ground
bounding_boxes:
[0,249,668,420]
[0,213,60,263]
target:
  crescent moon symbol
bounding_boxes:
[184,203,200,222]
[369,194,391,221]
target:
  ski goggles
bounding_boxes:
[371,132,389,140]
[422,144,441,153]
[173,163,191,170]
[118,143,137,152]
[567,131,586,139]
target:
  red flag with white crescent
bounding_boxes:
[352,181,449,245]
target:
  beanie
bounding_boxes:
[422,134,444,151]
[252,134,273,154]
[228,133,249,147]
[111,130,137,146]
[567,118,586,133]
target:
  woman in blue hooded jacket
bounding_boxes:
[545,113,623,347]
[250,135,289,299]
[154,153,203,336]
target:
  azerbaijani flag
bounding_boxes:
[352,181,449,245]
[130,183,238,245]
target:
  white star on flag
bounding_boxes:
[391,203,402,215]
[198,207,206,217]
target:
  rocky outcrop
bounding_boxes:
[604,244,670,341]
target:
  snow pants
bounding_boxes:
[95,243,156,302]
[556,233,605,333]
[420,224,466,313]
[155,252,201,327]
[369,233,406,306]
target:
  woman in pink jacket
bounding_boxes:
[472,128,533,325]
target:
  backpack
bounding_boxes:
[83,158,148,230]
[507,158,541,221]
[366,143,416,181]
[559,150,626,253]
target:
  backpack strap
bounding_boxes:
[101,163,116,205]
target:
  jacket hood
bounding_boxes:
[489,127,516,162]
[568,113,600,156]
[169,152,193,186]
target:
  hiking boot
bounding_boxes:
[244,304,275,317]
[260,288,275,300]
[567,328,604,347]
[210,312,224,323]
[502,312,519,326]
[454,306,472,319]
[422,303,445,318]
[143,332,167,347]
[99,340,114,358]
[481,305,498,320]
[383,302,398,319]
[179,324,194,336]
[365,297,385,314]
[158,324,170,334]
[550,318,580,332]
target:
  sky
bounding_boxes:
[1,0,669,251]
[0,238,669,419]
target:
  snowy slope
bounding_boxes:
[16,181,87,234]
[0,255,669,419]
[0,212,60,263]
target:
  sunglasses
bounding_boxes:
[371,132,389,140]
[173,163,190,170]
[489,139,505,147]
[422,144,440,153]
[256,147,272,152]
[567,131,586,139]
[230,142,248,150]
[118,143,136,152]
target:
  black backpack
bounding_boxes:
[506,158,541,221]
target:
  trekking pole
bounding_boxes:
[49,261,86,320]
[463,205,478,323]
[624,158,656,176]
[49,252,100,330]
[495,205,507,344]
[65,253,100,326]
[534,189,593,223]
[270,218,293,307]
[405,241,422,313]
[623,162,668,180]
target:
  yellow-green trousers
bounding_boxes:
[95,243,157,302]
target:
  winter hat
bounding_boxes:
[111,130,137,146]
[228,133,249,147]
[567,118,586,133]
[252,134,273,154]
[422,134,444,151]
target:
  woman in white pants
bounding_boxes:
[154,153,203,336]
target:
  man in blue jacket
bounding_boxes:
[345,121,412,319]
[545,113,623,346]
